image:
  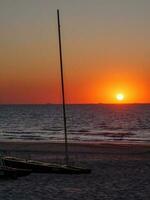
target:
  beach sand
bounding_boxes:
[0,141,150,200]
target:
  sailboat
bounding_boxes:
[2,10,91,174]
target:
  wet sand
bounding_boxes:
[0,141,150,200]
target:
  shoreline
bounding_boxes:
[0,139,150,147]
[0,140,150,161]
[0,140,150,150]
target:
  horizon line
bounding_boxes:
[0,103,150,105]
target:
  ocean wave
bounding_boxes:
[0,104,150,144]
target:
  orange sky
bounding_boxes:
[0,1,150,104]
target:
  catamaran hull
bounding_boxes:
[3,157,91,174]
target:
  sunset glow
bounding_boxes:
[0,1,150,104]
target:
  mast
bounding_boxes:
[57,9,69,165]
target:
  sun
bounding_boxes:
[116,93,124,101]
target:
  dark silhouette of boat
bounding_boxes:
[2,156,91,174]
[2,10,91,175]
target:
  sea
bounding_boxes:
[0,104,150,144]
